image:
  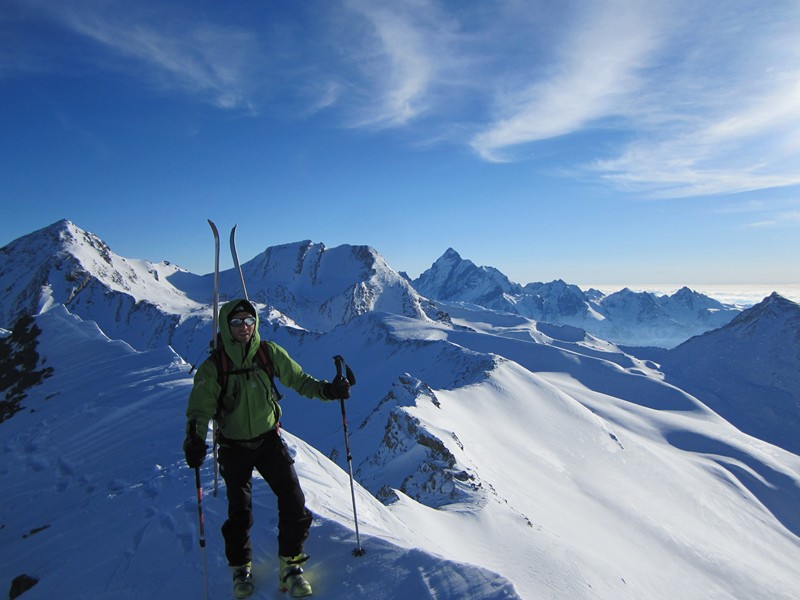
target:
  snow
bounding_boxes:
[1,307,517,599]
[3,301,799,599]
[1,222,799,599]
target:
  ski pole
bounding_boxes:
[333,355,365,556]
[194,467,210,600]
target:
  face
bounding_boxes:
[228,311,256,344]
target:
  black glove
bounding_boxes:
[183,432,208,469]
[323,376,350,400]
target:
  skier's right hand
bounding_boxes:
[183,433,208,469]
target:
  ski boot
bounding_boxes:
[231,563,254,599]
[279,554,313,597]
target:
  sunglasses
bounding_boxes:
[229,316,256,327]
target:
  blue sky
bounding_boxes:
[2,0,799,287]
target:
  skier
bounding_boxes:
[183,298,350,598]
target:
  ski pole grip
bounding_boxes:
[333,355,356,386]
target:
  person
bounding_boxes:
[183,299,350,599]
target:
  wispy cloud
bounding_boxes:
[470,1,666,161]
[593,74,800,197]
[712,197,800,229]
[335,0,461,129]
[16,0,261,112]
[462,0,800,198]
[13,0,800,200]
[745,210,800,229]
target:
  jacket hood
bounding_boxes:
[218,298,261,366]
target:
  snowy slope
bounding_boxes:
[366,307,800,598]
[0,307,518,599]
[659,292,800,454]
[2,302,799,599]
[1,222,800,600]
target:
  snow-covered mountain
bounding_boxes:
[659,292,800,454]
[412,247,523,308]
[2,221,799,599]
[0,221,438,361]
[0,219,203,352]
[225,239,441,333]
[413,248,741,348]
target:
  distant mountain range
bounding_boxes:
[413,248,741,348]
[2,221,746,353]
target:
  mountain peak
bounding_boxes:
[6,219,114,266]
[671,286,695,299]
[432,247,466,269]
[43,218,73,233]
[413,248,519,305]
[0,221,201,332]
[726,292,799,331]
[663,291,800,453]
[766,290,793,304]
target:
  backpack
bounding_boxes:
[209,338,283,418]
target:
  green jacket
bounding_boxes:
[186,299,331,442]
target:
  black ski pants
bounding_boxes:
[219,429,312,566]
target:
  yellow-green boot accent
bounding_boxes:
[278,554,312,597]
[231,562,254,599]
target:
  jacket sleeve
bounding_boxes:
[268,342,331,401]
[185,358,222,439]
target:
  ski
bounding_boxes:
[209,220,220,349]
[230,224,249,301]
[208,219,221,497]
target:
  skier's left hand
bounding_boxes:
[324,376,351,400]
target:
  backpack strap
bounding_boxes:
[256,341,283,401]
[210,341,283,419]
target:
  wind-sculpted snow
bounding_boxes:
[664,429,800,537]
